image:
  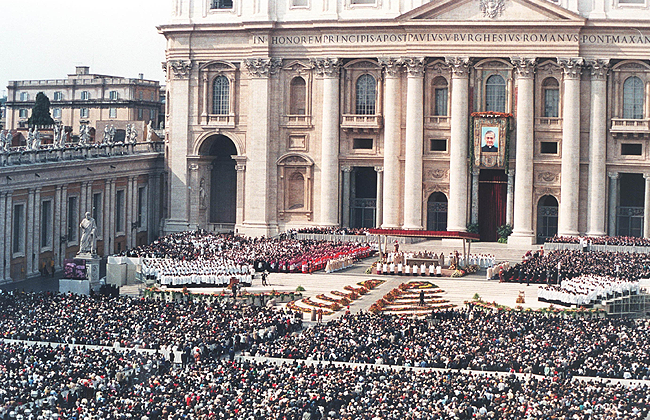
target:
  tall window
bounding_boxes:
[289,77,306,115]
[53,91,63,101]
[80,108,89,118]
[13,204,25,254]
[292,0,309,5]
[138,108,143,120]
[211,0,233,8]
[20,92,29,101]
[80,91,90,100]
[288,173,305,210]
[19,109,28,118]
[52,108,62,119]
[93,193,102,236]
[355,74,376,115]
[67,196,78,242]
[212,76,230,115]
[109,108,117,118]
[41,200,52,248]
[116,190,125,233]
[623,76,644,119]
[485,74,506,112]
[109,91,119,100]
[542,77,559,118]
[351,0,376,4]
[432,76,448,116]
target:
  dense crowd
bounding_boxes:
[296,227,369,235]
[502,249,650,284]
[253,310,650,380]
[538,274,640,306]
[121,231,372,278]
[547,235,650,247]
[1,341,649,420]
[0,292,301,353]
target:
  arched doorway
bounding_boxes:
[201,135,237,225]
[537,195,558,244]
[427,192,448,231]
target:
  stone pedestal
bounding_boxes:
[59,253,101,295]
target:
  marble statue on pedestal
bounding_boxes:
[78,212,97,255]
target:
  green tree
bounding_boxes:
[28,92,54,127]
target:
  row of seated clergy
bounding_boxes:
[378,262,443,276]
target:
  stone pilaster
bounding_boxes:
[341,166,352,228]
[506,171,515,227]
[311,57,342,227]
[557,57,583,237]
[4,193,12,281]
[608,172,618,236]
[242,57,282,236]
[403,57,425,229]
[33,188,41,275]
[645,174,650,239]
[125,177,133,250]
[378,57,402,229]
[586,59,610,237]
[509,57,536,246]
[375,166,384,228]
[234,157,247,228]
[26,189,34,276]
[445,57,471,232]
[54,186,61,266]
[0,193,5,282]
[471,168,480,225]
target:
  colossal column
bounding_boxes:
[445,57,471,232]
[586,59,609,237]
[509,57,536,246]
[557,58,583,237]
[608,172,618,235]
[311,58,342,227]
[645,174,650,239]
[0,193,5,282]
[164,60,193,234]
[375,166,384,228]
[242,57,281,236]
[403,57,425,230]
[4,193,12,281]
[378,57,402,229]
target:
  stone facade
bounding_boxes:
[159,0,650,243]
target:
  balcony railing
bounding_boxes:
[535,117,562,131]
[425,115,450,128]
[611,118,650,134]
[340,114,383,132]
[281,114,312,128]
[201,114,236,128]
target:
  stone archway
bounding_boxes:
[426,192,448,231]
[200,135,237,225]
[537,195,558,244]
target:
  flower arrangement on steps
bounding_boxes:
[316,294,352,306]
[287,300,333,315]
[398,281,438,290]
[369,280,455,315]
[357,279,385,289]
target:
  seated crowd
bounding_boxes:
[0,291,301,353]
[538,274,640,306]
[502,249,650,285]
[547,234,650,247]
[296,227,368,236]
[121,231,372,284]
[1,347,648,420]
[254,310,650,380]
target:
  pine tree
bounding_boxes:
[28,92,55,127]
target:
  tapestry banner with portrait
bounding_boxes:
[472,114,510,170]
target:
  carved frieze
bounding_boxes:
[480,0,506,18]
[169,60,192,79]
[427,168,449,180]
[537,171,559,183]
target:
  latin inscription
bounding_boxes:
[252,33,650,46]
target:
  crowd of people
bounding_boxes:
[121,231,373,283]
[252,310,650,380]
[296,227,369,236]
[0,291,301,354]
[538,274,641,306]
[1,345,649,420]
[502,249,650,284]
[547,235,650,247]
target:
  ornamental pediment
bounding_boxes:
[399,0,585,23]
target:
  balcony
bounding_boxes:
[281,114,312,128]
[201,114,236,128]
[535,117,562,132]
[425,115,450,129]
[611,118,650,137]
[341,114,383,133]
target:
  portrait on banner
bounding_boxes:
[473,116,509,169]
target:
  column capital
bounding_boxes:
[341,166,353,173]
[508,169,515,178]
[445,57,471,78]
[310,57,341,78]
[557,57,584,80]
[403,57,425,77]
[235,164,246,172]
[586,58,610,81]
[608,171,619,180]
[188,163,200,171]
[168,60,193,79]
[644,173,650,180]
[472,168,480,176]
[374,166,384,173]
[510,57,536,79]
[244,57,282,78]
[378,57,402,77]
